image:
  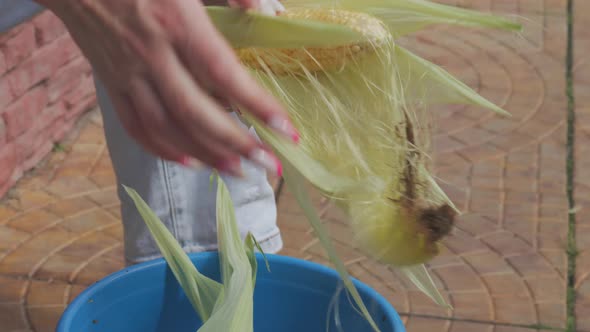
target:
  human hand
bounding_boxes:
[41,0,296,177]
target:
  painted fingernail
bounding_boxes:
[268,115,300,143]
[249,148,282,177]
[179,156,203,169]
[271,0,285,13]
[217,159,244,178]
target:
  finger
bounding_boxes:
[147,46,283,176]
[128,77,203,158]
[173,2,299,143]
[128,77,244,176]
[259,0,285,15]
[109,90,177,161]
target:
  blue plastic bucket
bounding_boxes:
[57,252,406,332]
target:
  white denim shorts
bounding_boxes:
[94,76,283,265]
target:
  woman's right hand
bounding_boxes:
[39,0,297,177]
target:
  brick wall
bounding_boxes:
[0,10,96,198]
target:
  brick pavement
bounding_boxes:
[0,1,582,331]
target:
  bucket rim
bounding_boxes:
[56,252,405,331]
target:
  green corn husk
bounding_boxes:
[206,6,365,48]
[123,3,522,332]
[226,0,520,317]
[124,175,266,332]
[282,0,522,35]
[124,186,222,321]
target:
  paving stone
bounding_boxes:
[27,305,65,332]
[481,232,532,257]
[0,225,29,251]
[432,265,486,293]
[0,206,17,224]
[67,284,87,303]
[0,303,28,330]
[405,317,451,332]
[482,273,528,298]
[84,187,119,207]
[7,209,61,233]
[59,209,116,233]
[0,276,26,304]
[8,189,56,211]
[46,196,96,218]
[450,292,494,320]
[34,253,88,281]
[27,280,68,306]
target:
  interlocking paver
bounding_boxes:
[0,276,26,304]
[27,306,65,332]
[0,303,28,330]
[27,280,68,306]
[0,0,579,331]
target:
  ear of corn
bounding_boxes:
[237,8,390,74]
[226,0,520,316]
[282,0,522,36]
[206,6,366,48]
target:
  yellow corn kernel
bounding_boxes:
[236,8,390,75]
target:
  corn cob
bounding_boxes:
[237,8,390,74]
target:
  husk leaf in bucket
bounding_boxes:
[124,176,265,332]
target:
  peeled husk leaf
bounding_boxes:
[124,175,265,332]
[206,6,365,48]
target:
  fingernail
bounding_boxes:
[268,115,299,143]
[179,156,203,169]
[249,148,282,176]
[272,0,285,13]
[217,159,244,178]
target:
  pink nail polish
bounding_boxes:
[268,115,300,143]
[179,156,204,170]
[179,156,190,167]
[276,161,283,177]
[249,148,282,176]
